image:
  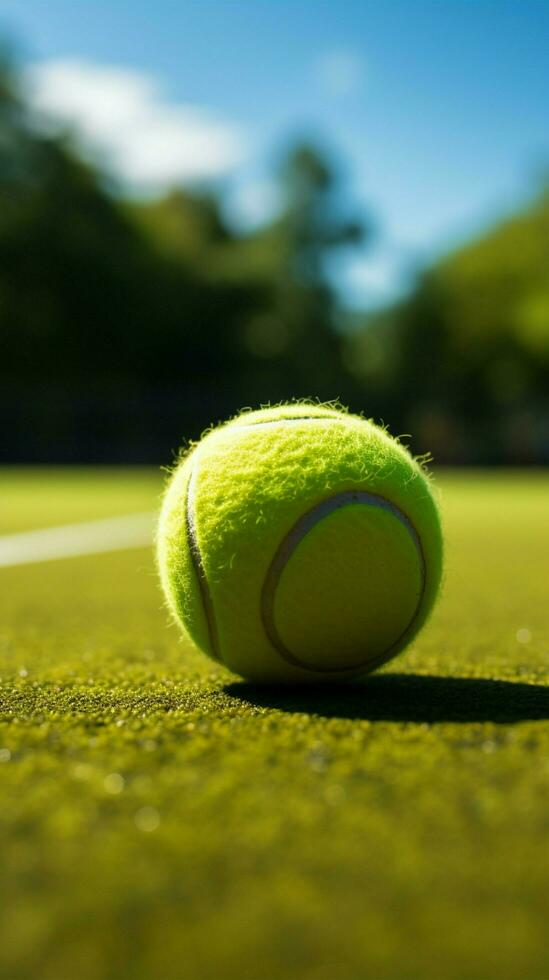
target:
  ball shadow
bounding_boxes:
[224,673,549,724]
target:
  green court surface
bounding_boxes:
[1,468,548,980]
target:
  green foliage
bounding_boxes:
[1,468,549,979]
[0,56,257,460]
[2,44,547,464]
[0,53,367,462]
[347,194,549,462]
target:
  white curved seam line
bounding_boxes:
[231,417,347,432]
[261,491,426,674]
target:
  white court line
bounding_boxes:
[0,512,156,568]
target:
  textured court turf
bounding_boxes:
[1,468,548,980]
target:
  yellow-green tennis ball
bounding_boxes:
[157,403,443,683]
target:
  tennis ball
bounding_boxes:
[157,403,443,683]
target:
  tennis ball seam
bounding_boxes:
[185,416,350,667]
[185,465,222,662]
[260,490,426,673]
[159,405,442,681]
[186,421,427,674]
[184,416,336,667]
[235,415,345,429]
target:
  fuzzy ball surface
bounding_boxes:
[157,403,443,683]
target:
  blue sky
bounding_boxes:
[2,0,548,307]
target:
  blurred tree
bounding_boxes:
[127,188,233,274]
[210,143,368,404]
[131,143,370,409]
[0,47,369,463]
[0,55,258,460]
[265,144,365,398]
[3,39,548,465]
[346,193,549,462]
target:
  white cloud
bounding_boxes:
[24,59,246,190]
[315,50,362,97]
